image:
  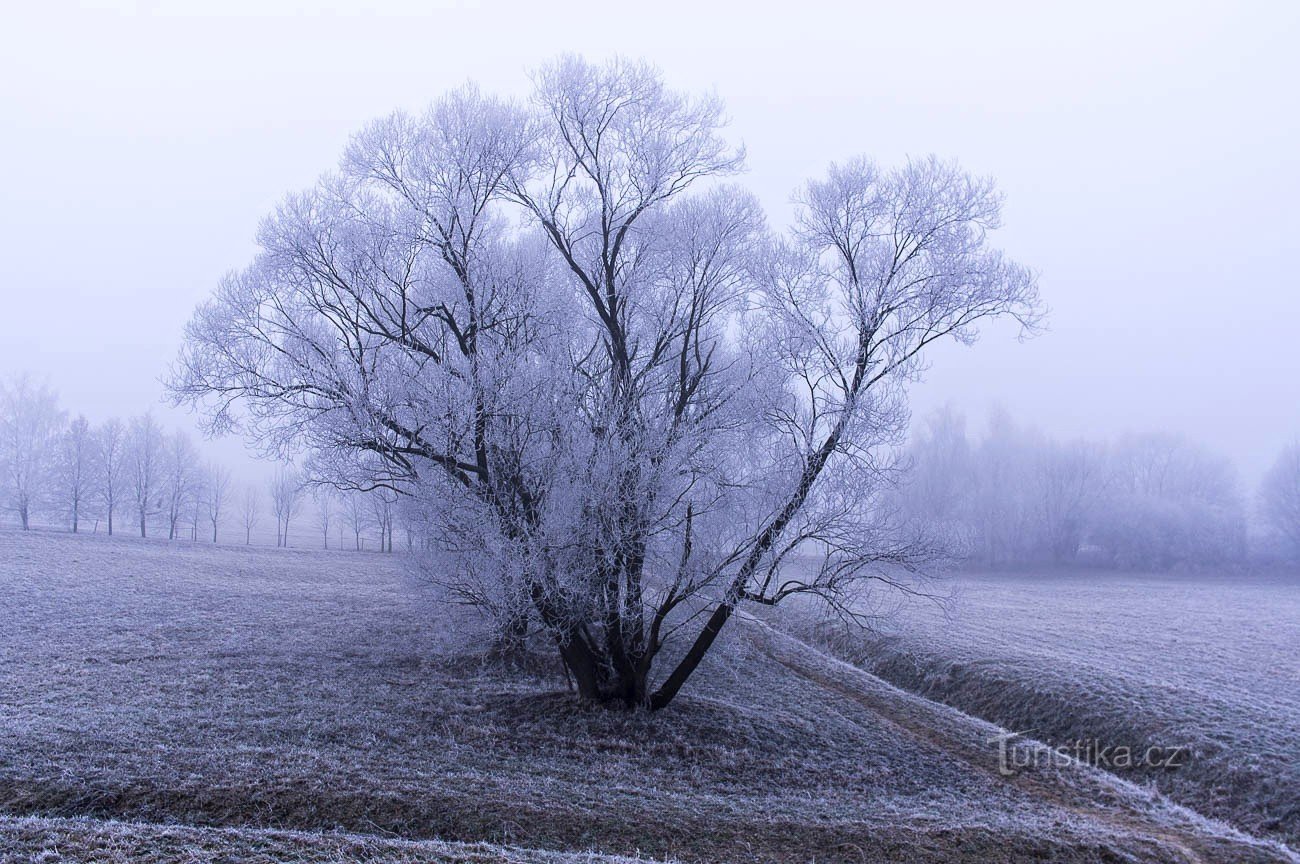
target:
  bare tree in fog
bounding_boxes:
[1094,433,1244,570]
[238,484,259,545]
[0,375,63,530]
[969,409,1036,565]
[897,406,974,553]
[163,430,199,541]
[314,487,334,549]
[901,408,1248,571]
[58,415,95,533]
[189,482,204,541]
[270,467,302,548]
[370,488,396,553]
[342,492,369,551]
[127,414,164,538]
[205,463,231,543]
[95,418,127,536]
[1260,442,1300,559]
[1034,439,1104,564]
[171,57,1039,708]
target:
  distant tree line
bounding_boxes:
[0,374,403,551]
[898,407,1300,569]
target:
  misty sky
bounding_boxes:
[2,1,1297,485]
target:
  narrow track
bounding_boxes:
[741,615,1298,864]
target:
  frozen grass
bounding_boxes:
[0,814,659,863]
[802,568,1300,847]
[0,529,1295,862]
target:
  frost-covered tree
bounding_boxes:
[896,406,974,555]
[1259,442,1300,559]
[270,467,303,547]
[204,463,231,543]
[370,488,397,553]
[342,492,370,551]
[163,429,199,540]
[95,418,127,535]
[58,414,96,533]
[127,413,164,537]
[313,487,334,549]
[171,57,1039,708]
[1092,433,1244,570]
[0,375,64,530]
[902,409,1241,570]
[189,484,204,540]
[1032,439,1104,564]
[238,484,260,545]
[968,409,1039,566]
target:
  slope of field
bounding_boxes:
[0,814,654,864]
[0,529,1294,863]
[806,568,1300,847]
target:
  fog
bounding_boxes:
[1,0,1297,486]
[3,10,1300,855]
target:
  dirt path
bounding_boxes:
[741,615,1299,864]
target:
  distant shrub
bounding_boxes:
[1090,493,1245,571]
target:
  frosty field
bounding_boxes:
[811,569,1300,848]
[1,529,1295,863]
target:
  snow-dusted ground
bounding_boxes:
[1,529,1294,862]
[809,568,1300,847]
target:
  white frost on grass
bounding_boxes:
[809,568,1300,848]
[1,529,1295,863]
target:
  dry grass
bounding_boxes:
[0,814,657,863]
[0,529,1294,862]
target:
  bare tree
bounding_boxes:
[270,467,303,547]
[189,486,204,541]
[59,414,96,533]
[313,487,334,549]
[238,484,260,545]
[127,413,164,537]
[1260,442,1300,560]
[897,406,975,556]
[1033,439,1104,564]
[205,463,231,543]
[163,429,199,540]
[95,418,127,535]
[171,58,1039,708]
[1093,433,1244,569]
[0,375,64,530]
[342,492,369,550]
[370,488,396,553]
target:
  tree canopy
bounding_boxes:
[171,56,1040,708]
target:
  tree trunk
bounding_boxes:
[550,622,651,709]
[648,601,734,710]
[19,506,29,531]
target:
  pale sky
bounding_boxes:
[1,0,1297,486]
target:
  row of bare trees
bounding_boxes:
[245,468,400,551]
[305,484,402,552]
[0,375,233,539]
[0,376,407,550]
[899,407,1300,568]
